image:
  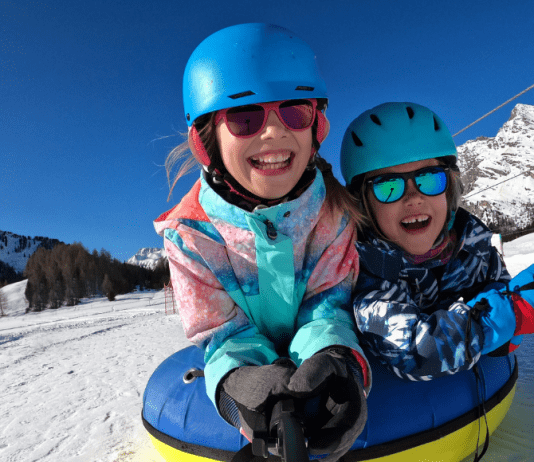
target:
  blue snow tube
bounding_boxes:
[142,346,517,461]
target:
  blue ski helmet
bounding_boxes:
[340,102,458,188]
[183,23,328,126]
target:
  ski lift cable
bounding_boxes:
[463,169,534,199]
[452,82,534,138]
[453,82,534,199]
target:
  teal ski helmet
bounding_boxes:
[340,102,458,189]
[183,23,328,126]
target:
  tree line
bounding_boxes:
[24,242,169,312]
[0,260,22,285]
[0,232,64,284]
[462,201,534,243]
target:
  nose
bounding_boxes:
[261,109,287,138]
[404,179,424,204]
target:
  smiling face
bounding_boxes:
[215,105,318,200]
[367,158,448,255]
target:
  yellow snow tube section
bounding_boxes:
[146,382,516,462]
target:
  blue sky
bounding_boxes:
[2,0,534,262]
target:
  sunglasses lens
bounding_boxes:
[373,176,405,203]
[279,100,314,129]
[416,168,448,196]
[225,105,265,136]
[371,167,448,203]
[223,100,315,137]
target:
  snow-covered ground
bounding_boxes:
[0,287,189,462]
[1,234,534,462]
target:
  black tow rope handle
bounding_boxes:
[250,399,309,462]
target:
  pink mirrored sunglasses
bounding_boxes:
[214,99,317,138]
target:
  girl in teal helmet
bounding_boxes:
[154,24,369,461]
[340,102,534,390]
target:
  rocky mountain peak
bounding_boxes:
[126,248,166,270]
[458,103,534,232]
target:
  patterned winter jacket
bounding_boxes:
[353,207,511,381]
[154,171,371,406]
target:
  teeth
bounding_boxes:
[250,153,291,164]
[254,161,289,170]
[401,215,429,224]
[250,153,291,170]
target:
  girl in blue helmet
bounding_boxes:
[154,24,369,461]
[340,102,534,382]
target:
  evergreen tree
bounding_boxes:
[0,284,7,316]
[32,273,49,312]
[25,280,34,312]
[102,273,115,301]
[153,258,170,289]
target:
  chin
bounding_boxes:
[255,183,295,200]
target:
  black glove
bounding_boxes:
[287,347,368,462]
[217,359,296,441]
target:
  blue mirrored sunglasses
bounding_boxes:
[367,166,450,204]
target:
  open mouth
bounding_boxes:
[248,152,292,171]
[401,215,431,231]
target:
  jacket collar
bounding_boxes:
[199,169,326,233]
[357,208,488,276]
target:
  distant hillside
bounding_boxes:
[0,231,63,283]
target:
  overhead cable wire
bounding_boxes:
[453,82,534,199]
[464,169,534,199]
[452,83,534,138]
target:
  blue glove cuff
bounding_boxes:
[468,290,516,355]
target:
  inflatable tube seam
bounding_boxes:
[142,356,518,461]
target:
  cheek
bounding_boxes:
[369,199,396,236]
[434,195,449,227]
[216,126,249,172]
[295,130,313,155]
[216,127,230,167]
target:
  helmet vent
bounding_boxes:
[228,91,256,100]
[370,114,382,125]
[406,107,415,119]
[351,131,363,147]
[295,86,314,91]
[433,116,440,131]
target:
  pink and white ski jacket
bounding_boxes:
[154,171,370,405]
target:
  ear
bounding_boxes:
[188,125,211,166]
[316,111,330,144]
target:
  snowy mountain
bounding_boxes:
[0,230,62,279]
[126,247,166,270]
[458,103,534,229]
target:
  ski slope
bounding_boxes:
[1,234,534,462]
